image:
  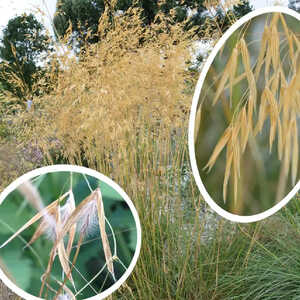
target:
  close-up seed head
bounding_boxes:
[195,12,300,214]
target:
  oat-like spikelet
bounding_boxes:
[223,145,233,203]
[240,38,257,104]
[254,90,268,136]
[204,127,232,172]
[291,116,299,185]
[0,193,62,249]
[212,62,230,106]
[241,106,249,153]
[213,46,239,106]
[0,186,78,293]
[270,25,280,70]
[229,47,239,105]
[264,87,279,152]
[283,120,293,178]
[194,103,203,141]
[277,119,283,161]
[54,188,115,279]
[254,27,269,78]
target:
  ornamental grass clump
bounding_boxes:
[7,1,239,172]
[2,1,284,299]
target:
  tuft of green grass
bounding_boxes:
[216,194,300,300]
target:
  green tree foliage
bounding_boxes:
[0,13,52,101]
[187,0,253,36]
[289,0,300,12]
[233,0,253,19]
[54,0,253,49]
[54,0,106,46]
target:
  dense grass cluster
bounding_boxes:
[0,2,299,299]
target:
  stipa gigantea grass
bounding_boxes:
[7,0,248,163]
[1,1,280,299]
[0,172,134,299]
[198,12,300,208]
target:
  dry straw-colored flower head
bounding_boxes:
[7,1,203,176]
[198,13,300,207]
[0,179,116,299]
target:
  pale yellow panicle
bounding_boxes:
[240,38,257,103]
[247,96,254,131]
[212,67,229,106]
[54,188,115,279]
[229,47,238,104]
[270,25,280,70]
[204,127,232,172]
[95,188,114,278]
[270,12,280,27]
[66,191,76,258]
[223,148,233,203]
[233,135,241,179]
[292,118,299,185]
[270,69,280,96]
[277,119,283,161]
[56,196,75,288]
[194,103,202,142]
[283,121,292,177]
[213,45,239,106]
[17,181,44,211]
[233,154,239,206]
[254,90,268,136]
[26,210,56,248]
[264,88,279,152]
[0,197,62,249]
[254,27,269,78]
[264,40,272,82]
[241,106,249,153]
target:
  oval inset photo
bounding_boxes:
[0,165,141,300]
[189,7,300,222]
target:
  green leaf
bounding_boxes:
[128,229,137,252]
[1,249,32,290]
[108,205,135,229]
[99,180,123,202]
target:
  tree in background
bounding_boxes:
[186,0,253,37]
[53,0,253,50]
[289,0,300,12]
[230,0,253,19]
[53,0,106,46]
[0,13,52,101]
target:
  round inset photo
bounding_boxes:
[0,165,141,299]
[189,7,300,221]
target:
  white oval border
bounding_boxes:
[189,6,300,223]
[0,164,142,300]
